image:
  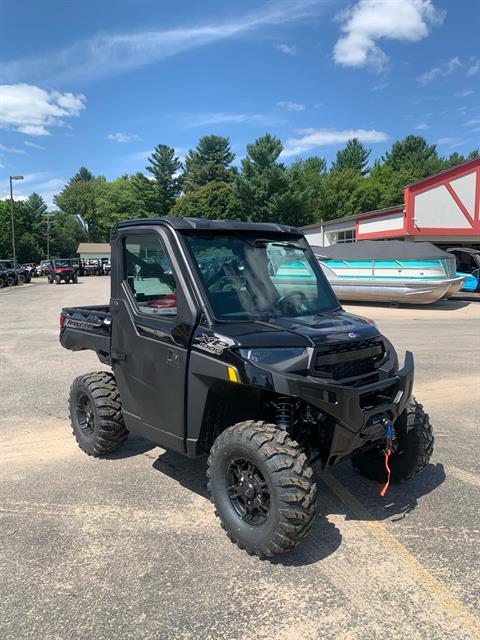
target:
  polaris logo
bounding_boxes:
[348,332,358,339]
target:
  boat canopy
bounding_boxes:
[311,240,452,261]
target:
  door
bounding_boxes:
[111,228,195,453]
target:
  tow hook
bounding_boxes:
[380,417,395,497]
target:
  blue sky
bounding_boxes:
[0,0,479,207]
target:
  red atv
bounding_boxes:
[45,259,79,284]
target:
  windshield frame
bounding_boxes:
[180,230,340,324]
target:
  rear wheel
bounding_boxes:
[207,421,317,558]
[352,398,433,483]
[19,274,26,284]
[69,371,128,456]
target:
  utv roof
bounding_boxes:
[115,217,301,235]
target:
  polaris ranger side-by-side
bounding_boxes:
[60,218,433,558]
[44,259,79,284]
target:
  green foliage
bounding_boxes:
[287,156,327,225]
[144,144,183,215]
[333,138,371,175]
[70,166,95,183]
[17,232,43,263]
[50,210,88,258]
[171,181,241,220]
[54,174,100,240]
[0,199,44,262]
[183,135,235,191]
[381,135,444,179]
[235,134,292,223]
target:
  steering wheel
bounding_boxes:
[277,290,307,316]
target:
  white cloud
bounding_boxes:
[277,101,305,112]
[467,58,480,77]
[465,118,480,126]
[0,2,319,85]
[281,127,388,157]
[0,143,26,154]
[0,84,86,136]
[418,56,462,85]
[415,123,431,130]
[107,132,140,143]
[333,0,444,70]
[455,89,474,98]
[372,81,389,91]
[24,140,46,150]
[185,112,281,127]
[436,136,458,145]
[276,43,297,55]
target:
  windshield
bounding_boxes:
[54,259,77,268]
[183,233,338,321]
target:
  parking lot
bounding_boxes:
[1,277,479,640]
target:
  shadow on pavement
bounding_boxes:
[107,434,156,459]
[134,450,444,566]
[339,461,446,523]
[152,449,343,565]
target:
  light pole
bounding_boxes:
[9,175,24,283]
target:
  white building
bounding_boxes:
[303,157,480,250]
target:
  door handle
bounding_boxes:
[167,349,181,366]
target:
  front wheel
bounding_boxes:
[69,371,128,456]
[207,421,317,558]
[352,398,434,483]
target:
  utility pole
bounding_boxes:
[43,214,54,260]
[9,175,24,283]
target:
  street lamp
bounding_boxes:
[9,175,24,283]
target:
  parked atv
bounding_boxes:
[0,265,11,287]
[46,259,79,284]
[0,260,31,284]
[60,217,434,558]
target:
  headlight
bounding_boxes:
[238,347,306,365]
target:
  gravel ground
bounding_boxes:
[1,277,479,640]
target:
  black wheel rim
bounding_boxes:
[76,395,95,436]
[226,457,270,526]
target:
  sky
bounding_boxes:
[0,0,479,208]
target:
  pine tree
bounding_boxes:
[144,144,182,215]
[381,135,443,178]
[183,136,235,191]
[333,138,371,175]
[236,134,295,223]
[70,167,95,183]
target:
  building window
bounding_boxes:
[326,228,356,244]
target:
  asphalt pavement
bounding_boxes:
[0,278,479,640]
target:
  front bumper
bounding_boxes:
[287,351,414,433]
[245,351,414,468]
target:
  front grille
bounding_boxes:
[312,337,386,382]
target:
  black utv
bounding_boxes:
[0,259,30,284]
[60,218,433,558]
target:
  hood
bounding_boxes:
[207,309,379,349]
